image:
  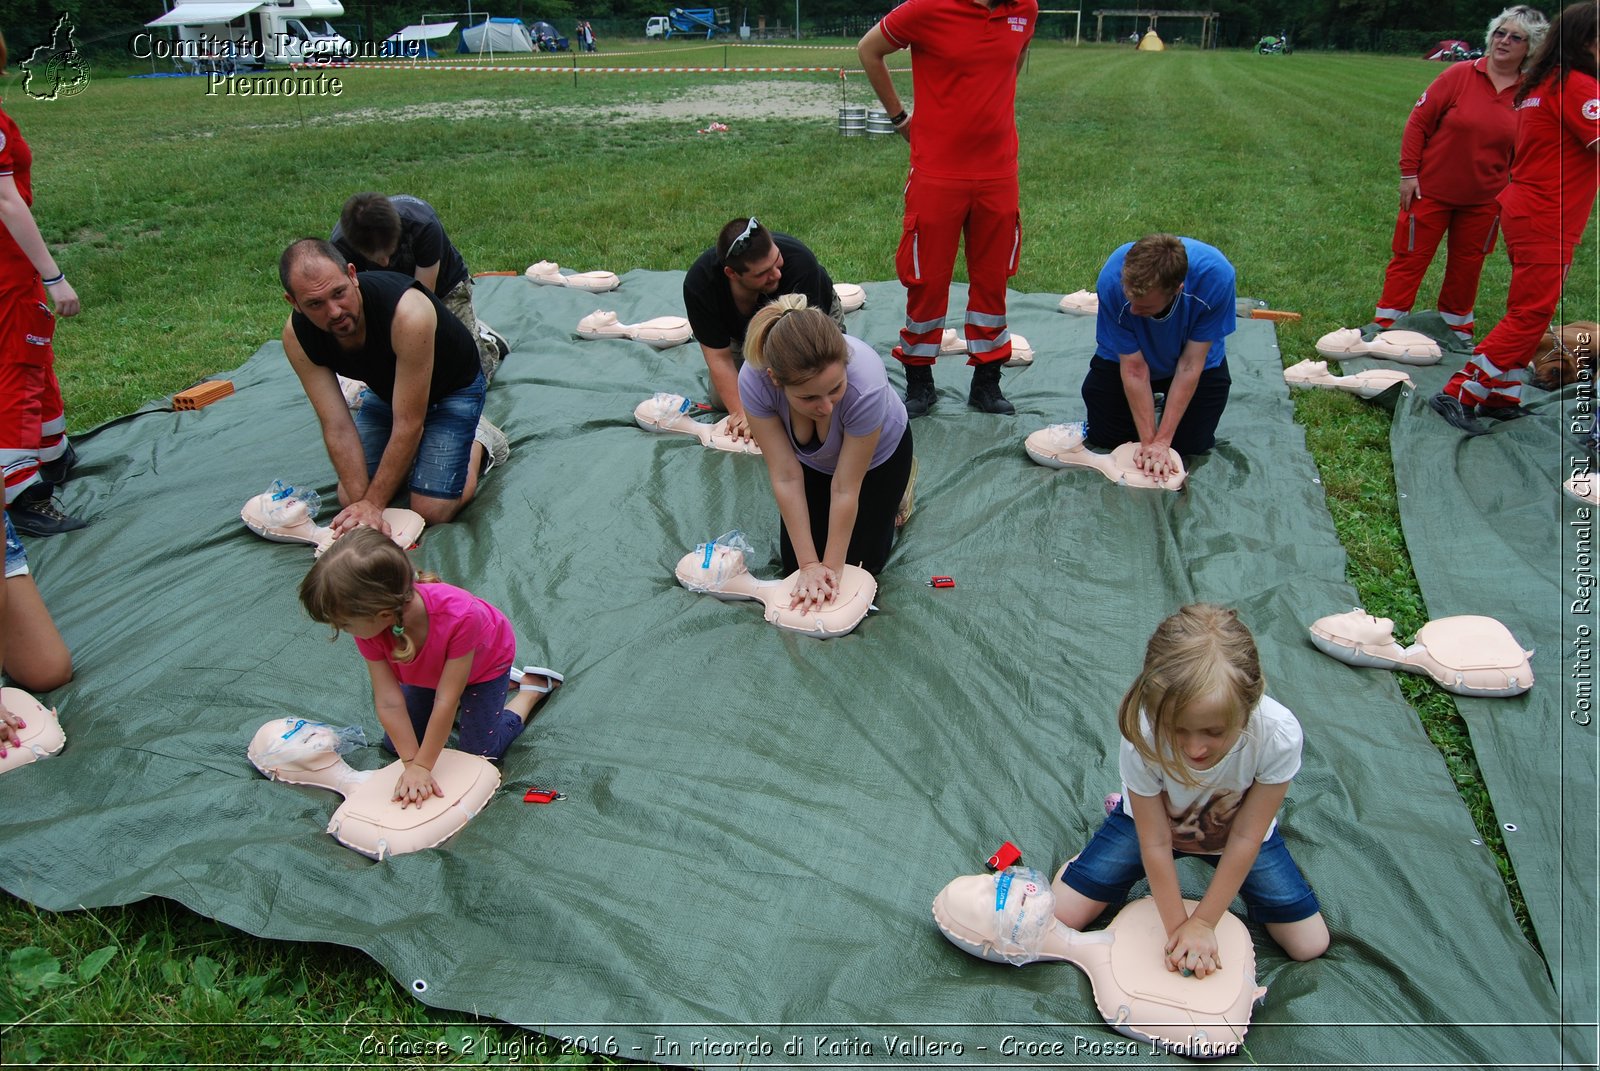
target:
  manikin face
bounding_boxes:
[779,361,848,422]
[1126,283,1182,319]
[287,259,364,340]
[730,244,784,296]
[1170,692,1243,771]
[1488,24,1530,67]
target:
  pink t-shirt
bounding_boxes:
[355,582,516,687]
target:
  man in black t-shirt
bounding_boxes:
[333,193,503,382]
[278,239,506,531]
[682,217,842,440]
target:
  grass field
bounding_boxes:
[1,38,1591,1065]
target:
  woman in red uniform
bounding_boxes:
[1373,6,1547,341]
[0,29,84,534]
[1434,0,1600,432]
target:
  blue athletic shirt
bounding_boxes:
[1095,238,1236,379]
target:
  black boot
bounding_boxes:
[38,442,78,486]
[967,361,1015,415]
[8,484,87,537]
[904,364,937,418]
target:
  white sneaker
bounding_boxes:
[475,416,509,476]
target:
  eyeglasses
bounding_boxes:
[1492,29,1528,43]
[726,216,760,259]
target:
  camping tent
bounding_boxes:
[1138,28,1165,50]
[459,17,534,53]
[1425,38,1475,60]
[383,21,455,58]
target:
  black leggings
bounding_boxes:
[779,426,913,576]
[1081,354,1231,455]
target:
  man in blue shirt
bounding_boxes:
[1082,235,1235,480]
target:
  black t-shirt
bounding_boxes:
[682,233,835,349]
[291,271,480,405]
[331,195,470,295]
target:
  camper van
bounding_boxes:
[143,0,351,68]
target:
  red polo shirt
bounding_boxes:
[0,104,37,285]
[1400,58,1520,207]
[881,0,1037,181]
[1499,69,1600,245]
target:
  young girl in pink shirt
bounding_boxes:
[299,528,560,807]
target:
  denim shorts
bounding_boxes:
[4,512,27,578]
[353,373,485,500]
[1058,808,1321,924]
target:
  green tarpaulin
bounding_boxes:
[0,276,1572,1065]
[1385,353,1597,1060]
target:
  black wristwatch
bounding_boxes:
[889,110,909,127]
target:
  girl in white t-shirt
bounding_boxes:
[1051,604,1329,977]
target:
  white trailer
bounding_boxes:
[143,0,351,69]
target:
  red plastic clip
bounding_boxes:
[523,786,566,804]
[927,575,956,588]
[986,840,1022,871]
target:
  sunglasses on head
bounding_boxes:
[726,217,760,260]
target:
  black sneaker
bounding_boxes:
[967,362,1015,415]
[903,365,937,418]
[1479,404,1532,423]
[1428,392,1490,437]
[37,442,77,486]
[8,492,87,536]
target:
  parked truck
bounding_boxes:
[663,8,731,39]
[142,0,351,68]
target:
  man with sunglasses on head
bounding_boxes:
[683,217,843,442]
[858,0,1037,418]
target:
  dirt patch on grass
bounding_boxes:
[264,80,846,130]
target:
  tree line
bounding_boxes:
[0,0,1531,57]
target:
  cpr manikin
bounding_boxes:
[1282,359,1414,399]
[674,537,875,638]
[1025,422,1188,490]
[933,866,1264,1059]
[833,282,866,314]
[633,393,761,455]
[248,717,499,860]
[241,481,425,557]
[938,327,1034,367]
[1309,608,1533,697]
[1314,327,1442,365]
[576,310,692,350]
[1058,289,1099,316]
[525,260,621,293]
[0,688,65,776]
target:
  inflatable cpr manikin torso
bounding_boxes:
[1309,609,1533,697]
[1058,289,1099,316]
[674,542,875,638]
[1025,423,1187,490]
[241,482,424,558]
[1314,327,1442,365]
[576,310,692,350]
[933,867,1264,1059]
[0,688,66,776]
[633,393,761,455]
[248,718,499,860]
[1283,359,1413,399]
[525,260,621,293]
[833,282,866,314]
[938,327,1034,367]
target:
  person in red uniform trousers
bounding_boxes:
[1373,5,1548,342]
[0,31,84,535]
[858,0,1037,418]
[1433,0,1600,433]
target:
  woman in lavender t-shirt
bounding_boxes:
[739,295,912,610]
